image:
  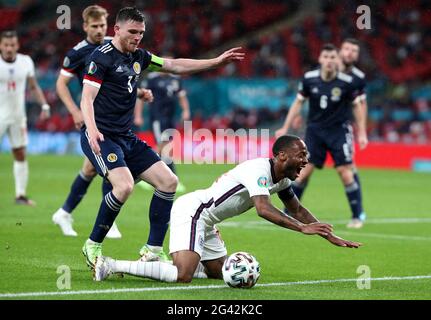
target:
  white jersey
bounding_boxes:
[0,53,35,123]
[191,158,292,226]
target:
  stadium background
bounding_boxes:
[1,0,431,301]
[1,0,431,170]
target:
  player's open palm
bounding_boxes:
[301,222,333,236]
[88,129,104,156]
[217,47,245,66]
[326,234,362,248]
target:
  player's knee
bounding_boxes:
[337,167,354,185]
[114,180,134,199]
[176,271,193,283]
[159,174,178,192]
[81,166,97,178]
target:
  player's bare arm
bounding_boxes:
[27,75,50,120]
[56,73,83,129]
[281,194,362,248]
[179,92,190,121]
[252,195,333,236]
[352,97,368,150]
[275,97,304,138]
[160,47,244,75]
[81,83,104,155]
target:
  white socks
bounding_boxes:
[113,260,178,282]
[193,262,208,279]
[111,260,209,282]
[13,160,28,197]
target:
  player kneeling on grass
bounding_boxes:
[94,135,362,283]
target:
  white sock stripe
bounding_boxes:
[105,193,121,211]
[107,192,122,208]
[79,171,93,182]
[154,190,175,201]
[345,182,359,193]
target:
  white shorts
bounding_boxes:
[169,192,227,261]
[0,119,28,149]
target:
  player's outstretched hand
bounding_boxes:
[88,129,104,156]
[301,222,333,237]
[326,234,362,248]
[216,47,245,66]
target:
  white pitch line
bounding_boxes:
[1,275,430,298]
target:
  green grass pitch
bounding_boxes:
[0,153,430,300]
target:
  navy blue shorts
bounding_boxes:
[151,117,175,144]
[305,122,354,169]
[81,129,161,179]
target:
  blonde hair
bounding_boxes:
[82,5,108,23]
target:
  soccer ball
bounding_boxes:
[222,252,260,288]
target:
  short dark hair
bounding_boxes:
[272,135,301,155]
[342,38,360,47]
[321,43,338,53]
[0,30,18,41]
[116,7,145,23]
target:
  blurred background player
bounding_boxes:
[94,135,361,284]
[337,38,369,228]
[275,44,367,229]
[0,30,50,206]
[51,5,122,238]
[135,68,190,192]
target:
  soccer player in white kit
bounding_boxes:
[0,30,50,206]
[94,135,362,283]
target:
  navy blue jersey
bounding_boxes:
[60,37,112,86]
[143,73,184,119]
[83,41,162,134]
[298,69,360,127]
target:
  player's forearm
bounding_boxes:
[81,99,98,132]
[257,202,304,232]
[353,100,367,134]
[163,58,221,75]
[56,78,80,115]
[31,85,47,106]
[179,95,190,112]
[290,204,320,225]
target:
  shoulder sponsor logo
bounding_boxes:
[63,57,70,68]
[88,61,97,75]
[133,62,141,74]
[257,176,269,187]
[107,153,118,163]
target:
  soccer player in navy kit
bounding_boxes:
[276,44,367,228]
[338,38,368,228]
[80,7,244,269]
[136,71,190,192]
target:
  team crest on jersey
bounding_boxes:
[63,57,70,68]
[331,87,341,101]
[257,176,269,187]
[88,61,97,75]
[107,153,118,163]
[133,62,141,74]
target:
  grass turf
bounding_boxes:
[0,154,430,300]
